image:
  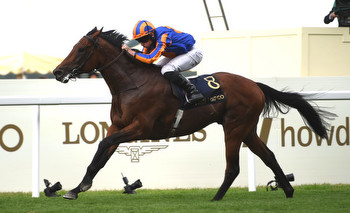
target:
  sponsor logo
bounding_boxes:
[2,117,349,154]
[0,124,23,152]
[116,130,207,162]
[116,145,168,163]
[62,121,206,162]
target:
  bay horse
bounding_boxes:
[53,27,333,200]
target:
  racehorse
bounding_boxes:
[53,27,333,200]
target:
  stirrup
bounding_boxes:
[185,92,205,104]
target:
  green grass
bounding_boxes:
[0,184,349,213]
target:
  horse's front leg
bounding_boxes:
[63,123,145,200]
[63,137,119,199]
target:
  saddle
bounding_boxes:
[170,74,225,110]
[168,74,225,136]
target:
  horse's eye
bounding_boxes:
[77,47,86,53]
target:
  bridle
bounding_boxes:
[61,33,146,94]
[62,35,125,83]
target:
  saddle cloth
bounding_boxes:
[171,74,225,109]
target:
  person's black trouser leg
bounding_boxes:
[164,71,204,104]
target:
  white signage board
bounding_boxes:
[0,79,349,193]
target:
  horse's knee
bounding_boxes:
[98,138,112,150]
[86,139,112,175]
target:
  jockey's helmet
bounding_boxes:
[133,20,155,41]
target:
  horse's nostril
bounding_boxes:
[53,69,63,77]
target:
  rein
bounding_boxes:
[63,35,125,82]
[64,34,145,94]
[96,49,125,72]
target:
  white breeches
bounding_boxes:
[158,45,203,75]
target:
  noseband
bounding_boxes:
[63,35,125,82]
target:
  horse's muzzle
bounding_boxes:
[53,68,69,83]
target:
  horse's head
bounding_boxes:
[53,27,110,83]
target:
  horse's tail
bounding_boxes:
[256,82,335,139]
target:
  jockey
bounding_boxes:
[122,20,204,104]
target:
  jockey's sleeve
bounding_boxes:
[142,47,148,54]
[134,34,168,64]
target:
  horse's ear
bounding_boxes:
[94,27,104,38]
[87,27,98,36]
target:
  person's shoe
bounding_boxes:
[185,87,205,104]
[164,71,204,104]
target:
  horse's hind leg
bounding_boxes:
[244,128,294,198]
[212,126,243,201]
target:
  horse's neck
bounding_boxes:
[101,54,161,95]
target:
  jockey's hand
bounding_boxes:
[330,12,337,19]
[122,44,130,50]
[122,44,136,57]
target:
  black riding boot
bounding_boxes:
[164,71,204,104]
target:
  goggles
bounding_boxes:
[136,34,151,43]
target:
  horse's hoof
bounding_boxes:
[63,191,78,200]
[285,188,294,198]
[211,196,222,201]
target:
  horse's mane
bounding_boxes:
[86,27,128,50]
[86,27,160,72]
